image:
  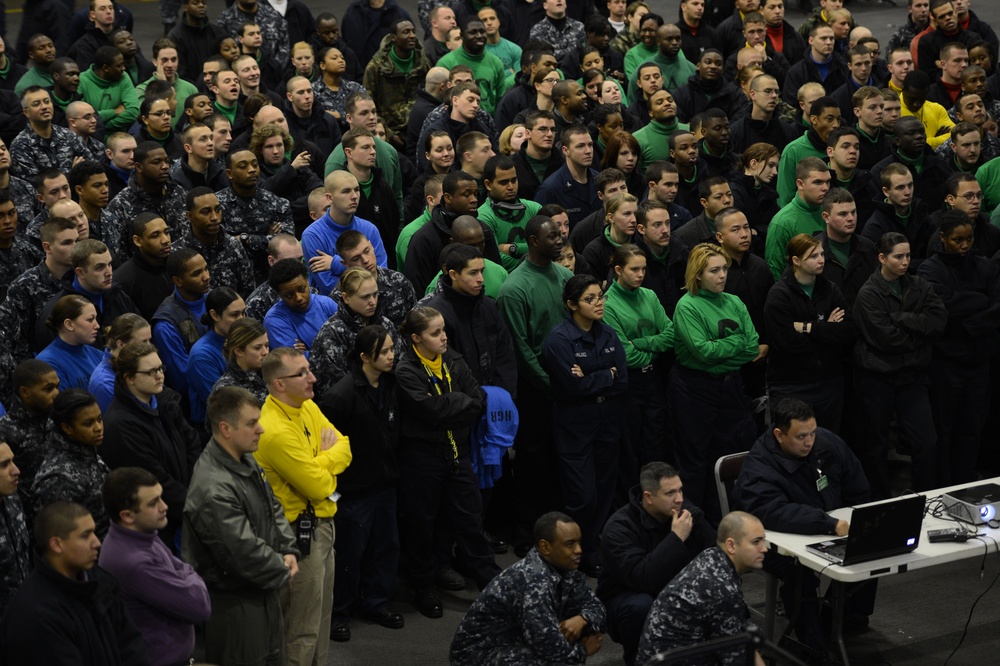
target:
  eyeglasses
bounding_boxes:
[759,88,780,96]
[958,191,984,201]
[580,293,606,305]
[277,368,314,380]
[134,366,166,377]
[148,110,175,118]
[541,77,560,84]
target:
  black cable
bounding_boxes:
[943,535,1000,665]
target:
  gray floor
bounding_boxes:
[8,0,1000,663]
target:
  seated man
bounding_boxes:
[450,511,606,664]
[1,501,147,663]
[636,511,767,666]
[733,398,874,654]
[597,462,716,666]
[98,467,211,666]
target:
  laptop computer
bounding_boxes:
[805,494,926,566]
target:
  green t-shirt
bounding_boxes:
[828,238,851,267]
[798,281,815,299]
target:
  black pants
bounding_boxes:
[770,375,845,435]
[854,369,937,499]
[398,450,500,590]
[511,381,561,537]
[332,488,399,620]
[930,359,990,486]
[668,366,757,524]
[618,368,667,504]
[605,590,655,666]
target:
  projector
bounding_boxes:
[941,483,1000,525]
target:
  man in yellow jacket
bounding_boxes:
[255,347,352,666]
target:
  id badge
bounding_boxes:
[816,475,829,492]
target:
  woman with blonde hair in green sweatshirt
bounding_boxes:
[603,243,674,501]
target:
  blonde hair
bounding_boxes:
[498,123,526,156]
[684,243,731,295]
[603,192,638,221]
[339,266,377,297]
[292,41,313,56]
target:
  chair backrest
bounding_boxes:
[714,451,749,516]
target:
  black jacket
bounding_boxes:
[596,485,715,604]
[816,231,878,309]
[729,114,796,155]
[101,382,201,543]
[424,280,518,395]
[916,27,983,80]
[512,141,565,206]
[723,45,789,88]
[729,173,779,254]
[782,54,849,107]
[856,126,892,173]
[406,88,445,159]
[0,88,27,149]
[834,168,880,228]
[113,251,174,321]
[769,20,807,65]
[672,75,742,124]
[494,73,536,135]
[764,271,856,384]
[395,346,485,457]
[317,369,400,498]
[404,204,502,295]
[637,235,689,318]
[34,275,140,353]
[870,147,951,216]
[725,252,774,344]
[167,18,226,84]
[861,197,936,271]
[169,156,230,192]
[852,269,947,377]
[1,559,150,665]
[917,250,1000,363]
[733,427,869,535]
[282,99,343,158]
[676,20,717,64]
[927,210,1000,259]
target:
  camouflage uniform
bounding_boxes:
[311,78,367,122]
[363,35,432,140]
[78,135,107,165]
[106,174,189,254]
[886,18,926,57]
[418,103,497,157]
[216,2,290,74]
[211,362,268,405]
[936,130,1000,163]
[0,236,43,300]
[86,209,123,262]
[9,125,87,181]
[244,281,279,322]
[529,16,586,62]
[329,266,416,327]
[310,307,404,397]
[449,546,607,665]
[32,430,111,539]
[216,186,294,284]
[0,494,31,615]
[0,399,53,519]
[635,546,755,666]
[610,30,639,58]
[172,230,257,299]
[1,174,40,232]
[0,261,63,363]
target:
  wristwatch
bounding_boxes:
[507,244,520,258]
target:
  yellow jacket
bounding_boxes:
[255,395,352,522]
[900,95,955,149]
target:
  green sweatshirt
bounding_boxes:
[765,195,825,280]
[14,66,53,95]
[624,42,656,82]
[673,289,759,374]
[425,258,509,300]
[396,208,431,268]
[497,259,574,391]
[478,198,542,272]
[437,46,507,114]
[136,76,198,129]
[634,118,689,172]
[626,49,696,101]
[776,132,825,207]
[603,280,674,368]
[977,155,1000,214]
[78,66,140,135]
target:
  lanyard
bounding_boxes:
[421,359,459,460]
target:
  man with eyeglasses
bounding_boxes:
[255,347,351,666]
[77,45,140,137]
[730,74,795,154]
[927,172,1000,257]
[65,101,105,164]
[9,87,86,181]
[511,110,565,202]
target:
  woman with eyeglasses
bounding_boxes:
[212,318,270,405]
[187,287,245,427]
[542,274,628,577]
[102,341,202,548]
[668,243,761,524]
[37,295,105,391]
[854,232,946,498]
[310,268,403,398]
[511,66,558,124]
[133,96,183,160]
[33,389,110,537]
